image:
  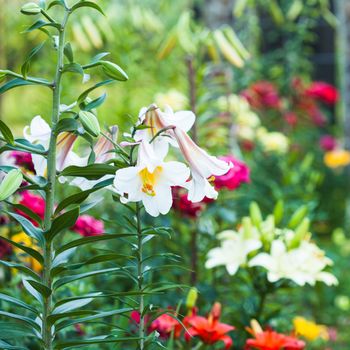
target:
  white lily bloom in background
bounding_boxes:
[23,115,83,177]
[113,141,190,217]
[135,104,232,203]
[288,241,338,286]
[71,126,118,190]
[206,230,262,275]
[249,239,338,286]
[249,240,296,283]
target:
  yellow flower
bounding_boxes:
[293,316,329,341]
[257,128,289,154]
[324,149,350,168]
[12,232,42,274]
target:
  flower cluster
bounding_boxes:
[130,302,235,349]
[114,105,232,216]
[246,320,305,350]
[206,203,338,287]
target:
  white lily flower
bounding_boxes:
[71,126,118,190]
[134,104,195,158]
[135,104,232,202]
[249,240,296,283]
[23,116,83,178]
[113,141,190,217]
[206,230,262,275]
[249,240,338,286]
[173,128,232,202]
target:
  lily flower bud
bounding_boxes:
[21,2,41,15]
[0,169,23,201]
[79,111,100,137]
[99,61,128,81]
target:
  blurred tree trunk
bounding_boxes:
[336,0,350,230]
[0,0,6,121]
[203,0,235,28]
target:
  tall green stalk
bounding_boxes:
[135,202,145,350]
[42,7,70,350]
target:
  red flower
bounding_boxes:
[172,187,206,218]
[149,312,182,339]
[319,135,337,151]
[241,81,281,110]
[184,302,234,349]
[305,82,339,105]
[71,215,104,236]
[214,156,250,191]
[16,191,46,226]
[10,151,35,172]
[245,327,305,350]
[283,112,298,127]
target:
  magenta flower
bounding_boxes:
[16,191,46,226]
[305,82,339,105]
[214,156,250,191]
[10,151,35,172]
[71,215,104,236]
[319,135,337,152]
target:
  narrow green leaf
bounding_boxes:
[46,207,79,242]
[0,78,35,95]
[63,43,74,63]
[22,279,43,304]
[71,1,105,15]
[8,203,43,225]
[0,236,43,264]
[56,233,134,255]
[0,293,39,314]
[80,93,106,111]
[54,179,111,214]
[0,322,36,340]
[77,79,114,104]
[0,260,40,280]
[7,212,44,245]
[54,336,139,349]
[21,42,46,79]
[25,20,61,33]
[55,308,132,332]
[0,311,40,331]
[53,267,121,290]
[47,0,65,10]
[52,298,93,315]
[62,63,84,75]
[26,279,52,297]
[55,118,79,134]
[48,310,95,325]
[0,120,14,144]
[60,164,118,180]
[0,339,29,350]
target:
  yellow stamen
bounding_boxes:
[139,166,163,197]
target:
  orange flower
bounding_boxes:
[184,302,234,349]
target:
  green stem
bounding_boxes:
[135,202,145,350]
[42,9,70,350]
[136,203,145,350]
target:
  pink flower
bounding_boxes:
[284,112,298,127]
[10,151,35,172]
[172,187,207,218]
[71,215,104,236]
[305,82,339,105]
[241,81,281,110]
[16,191,46,226]
[149,312,182,339]
[214,156,250,191]
[319,135,337,151]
